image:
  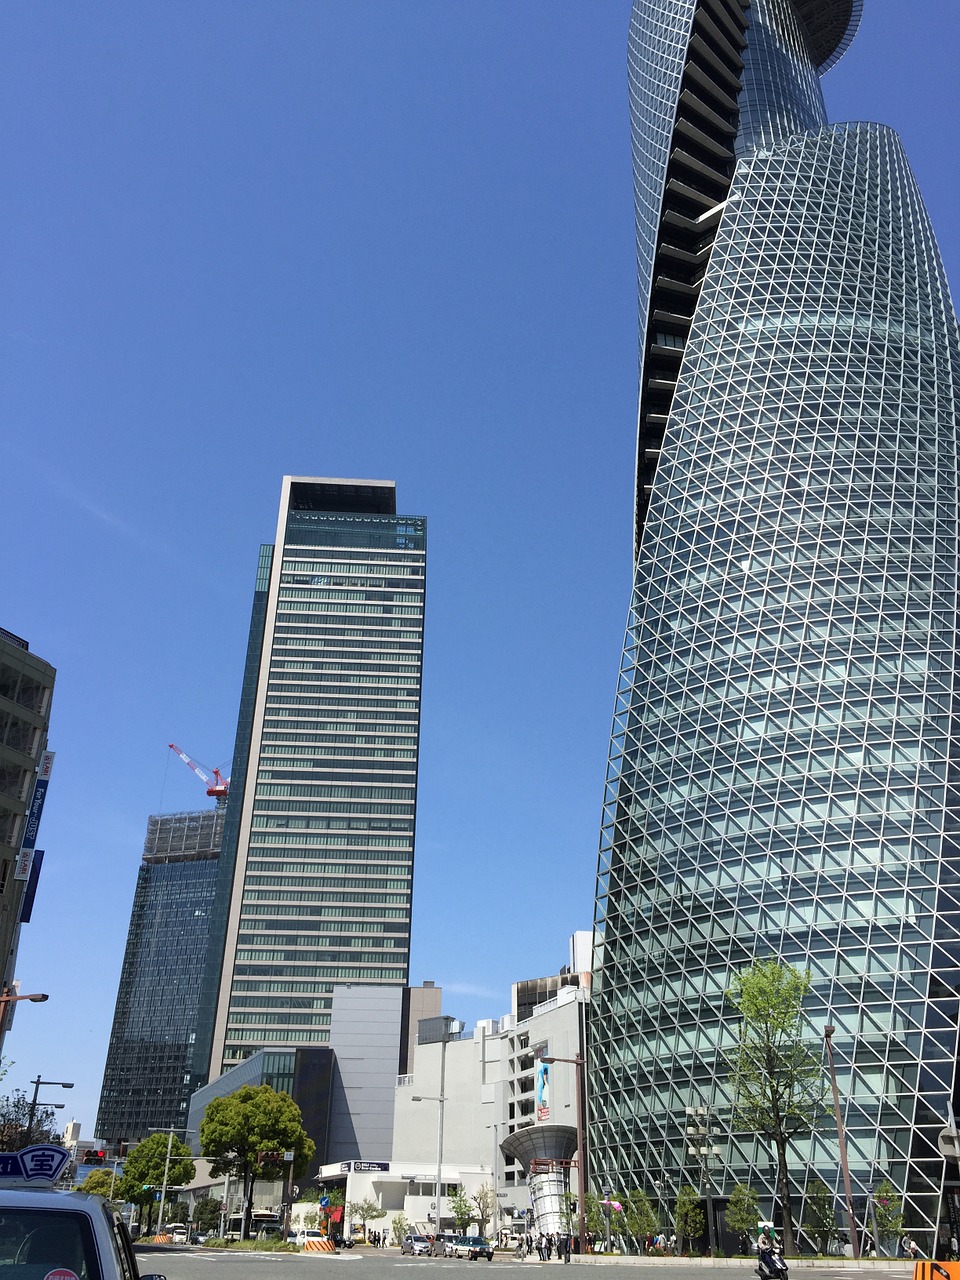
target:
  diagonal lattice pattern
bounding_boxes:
[591,0,960,1248]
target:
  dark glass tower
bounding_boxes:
[200,477,426,1079]
[96,808,223,1143]
[592,0,960,1244]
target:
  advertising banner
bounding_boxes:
[15,752,54,881]
[535,1051,550,1122]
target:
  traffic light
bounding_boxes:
[82,1150,106,1165]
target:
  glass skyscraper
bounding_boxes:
[97,808,223,1143]
[198,477,425,1079]
[591,0,960,1245]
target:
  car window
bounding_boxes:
[0,1207,102,1280]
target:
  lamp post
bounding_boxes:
[412,1016,463,1240]
[685,1105,720,1255]
[26,1075,73,1144]
[823,1027,860,1260]
[149,1126,195,1238]
[541,1055,587,1260]
[0,987,48,1036]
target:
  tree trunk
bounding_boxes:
[774,1138,795,1255]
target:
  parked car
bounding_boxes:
[331,1233,355,1249]
[401,1233,432,1256]
[297,1228,326,1246]
[431,1232,460,1256]
[455,1235,495,1261]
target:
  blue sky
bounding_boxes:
[2,1,958,1136]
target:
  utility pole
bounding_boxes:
[685,1105,721,1254]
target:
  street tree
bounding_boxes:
[725,1183,761,1252]
[622,1190,657,1247]
[347,1197,385,1240]
[873,1180,904,1246]
[0,1091,61,1150]
[118,1132,195,1236]
[448,1186,473,1233]
[199,1084,315,1240]
[471,1183,496,1237]
[726,959,824,1256]
[392,1212,411,1244]
[674,1185,704,1254]
[193,1197,222,1233]
[802,1179,835,1254]
[73,1168,120,1200]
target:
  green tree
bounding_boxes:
[802,1179,836,1254]
[725,1183,761,1251]
[74,1167,121,1200]
[583,1192,607,1238]
[873,1180,904,1245]
[199,1084,315,1240]
[347,1197,385,1240]
[726,960,824,1256]
[193,1197,222,1233]
[0,1090,61,1150]
[392,1212,410,1245]
[448,1186,473,1232]
[471,1184,496,1237]
[674,1185,705,1254]
[118,1133,195,1236]
[622,1190,657,1247]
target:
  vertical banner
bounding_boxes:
[15,752,54,881]
[535,1048,550,1122]
[18,852,44,924]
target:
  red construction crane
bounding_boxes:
[168,742,230,807]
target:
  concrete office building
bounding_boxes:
[96,808,224,1144]
[194,477,426,1085]
[591,0,960,1246]
[0,625,55,1040]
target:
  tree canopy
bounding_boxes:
[726,959,824,1255]
[0,1090,62,1151]
[674,1185,704,1253]
[199,1084,314,1239]
[73,1167,120,1200]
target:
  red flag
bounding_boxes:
[329,1206,343,1223]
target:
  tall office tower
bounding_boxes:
[96,808,223,1144]
[591,0,960,1240]
[197,477,426,1081]
[0,625,55,1040]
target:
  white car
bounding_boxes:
[0,1144,167,1280]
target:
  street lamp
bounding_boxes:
[412,1016,463,1240]
[0,988,48,1035]
[149,1126,196,1238]
[823,1027,860,1260]
[541,1055,587,1260]
[685,1105,721,1255]
[26,1075,73,1144]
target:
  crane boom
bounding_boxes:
[168,742,230,806]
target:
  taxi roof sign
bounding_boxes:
[0,1144,71,1186]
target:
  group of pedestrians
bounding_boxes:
[641,1232,676,1253]
[533,1232,572,1260]
[367,1230,388,1248]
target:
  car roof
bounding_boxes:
[0,1188,106,1211]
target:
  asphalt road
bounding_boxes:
[134,1248,914,1280]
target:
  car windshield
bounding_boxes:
[0,1208,101,1280]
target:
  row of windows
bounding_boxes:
[225,1029,330,1043]
[275,603,423,617]
[231,965,405,981]
[242,891,410,912]
[227,1012,332,1026]
[233,980,336,994]
[253,800,414,816]
[248,834,412,850]
[265,697,419,712]
[256,784,414,798]
[274,626,422,642]
[245,877,409,897]
[240,910,407,933]
[251,817,412,831]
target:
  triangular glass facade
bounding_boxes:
[591,0,960,1246]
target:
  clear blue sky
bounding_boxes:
[2,1,957,1136]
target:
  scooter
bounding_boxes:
[757,1247,789,1280]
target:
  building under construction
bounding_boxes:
[95,807,224,1145]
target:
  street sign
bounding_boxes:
[320,1196,330,1208]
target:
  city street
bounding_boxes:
[134,1249,914,1280]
